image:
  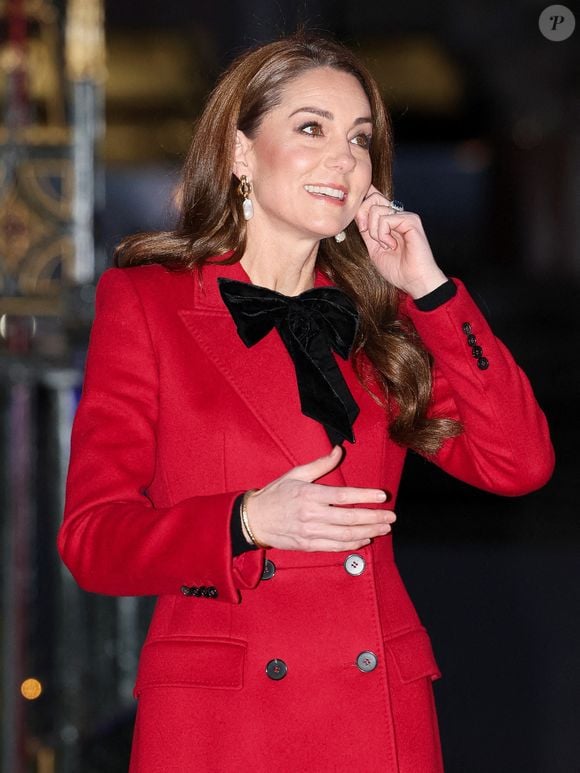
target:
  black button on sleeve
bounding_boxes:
[180,584,218,599]
[462,322,472,335]
[467,334,477,347]
[472,345,483,358]
[477,356,489,370]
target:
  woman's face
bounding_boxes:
[237,67,374,243]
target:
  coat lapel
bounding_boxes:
[178,258,387,488]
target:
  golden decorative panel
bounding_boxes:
[0,142,74,305]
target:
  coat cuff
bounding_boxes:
[413,279,457,311]
[231,493,259,557]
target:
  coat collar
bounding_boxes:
[178,256,387,488]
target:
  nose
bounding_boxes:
[324,138,356,172]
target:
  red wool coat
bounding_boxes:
[58,258,554,772]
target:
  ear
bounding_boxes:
[232,130,254,180]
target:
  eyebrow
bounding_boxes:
[288,106,373,126]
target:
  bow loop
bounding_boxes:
[218,277,360,444]
[300,291,359,359]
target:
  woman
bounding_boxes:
[58,34,554,772]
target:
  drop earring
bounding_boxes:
[238,175,254,220]
[334,230,346,243]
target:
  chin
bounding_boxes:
[307,224,349,240]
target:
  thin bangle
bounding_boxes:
[240,489,271,549]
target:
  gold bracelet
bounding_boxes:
[240,489,271,549]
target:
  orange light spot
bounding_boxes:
[21,678,42,700]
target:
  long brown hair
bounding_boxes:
[115,33,460,454]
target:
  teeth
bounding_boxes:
[304,185,345,200]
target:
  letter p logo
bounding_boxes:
[539,5,576,40]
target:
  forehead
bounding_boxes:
[274,67,371,116]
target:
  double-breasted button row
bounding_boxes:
[263,553,371,581]
[180,585,218,598]
[263,558,376,681]
[462,322,489,370]
[263,553,367,581]
[265,651,378,680]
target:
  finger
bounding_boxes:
[355,203,370,233]
[302,538,373,553]
[377,215,399,250]
[368,207,407,249]
[287,445,344,483]
[328,507,396,526]
[307,522,392,542]
[356,184,386,232]
[355,196,388,233]
[315,485,389,505]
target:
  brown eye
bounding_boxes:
[299,122,324,137]
[351,133,372,149]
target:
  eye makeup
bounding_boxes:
[297,121,372,150]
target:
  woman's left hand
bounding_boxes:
[354,184,448,299]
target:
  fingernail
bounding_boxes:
[377,491,387,502]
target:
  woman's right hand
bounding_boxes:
[244,446,396,552]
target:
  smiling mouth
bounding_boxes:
[304,184,346,201]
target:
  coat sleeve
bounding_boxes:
[58,268,264,602]
[400,278,555,495]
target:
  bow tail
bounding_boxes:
[290,339,359,444]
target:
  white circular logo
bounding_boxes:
[538,4,576,41]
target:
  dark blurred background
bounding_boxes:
[1,1,578,771]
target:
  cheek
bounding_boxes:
[349,161,373,208]
[359,158,373,187]
[253,146,316,197]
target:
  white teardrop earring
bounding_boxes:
[238,175,254,220]
[334,230,346,243]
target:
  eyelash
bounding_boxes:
[298,121,372,150]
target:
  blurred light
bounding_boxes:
[21,678,43,700]
[0,314,38,339]
[60,724,79,744]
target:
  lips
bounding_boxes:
[304,184,347,202]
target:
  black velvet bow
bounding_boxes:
[218,277,360,444]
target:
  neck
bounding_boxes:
[240,229,320,296]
